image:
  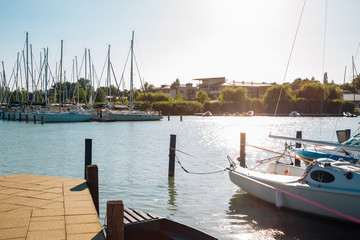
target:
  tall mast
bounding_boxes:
[130,31,134,110]
[26,32,29,101]
[84,48,87,107]
[88,49,92,106]
[107,45,111,104]
[59,40,63,112]
[44,48,48,110]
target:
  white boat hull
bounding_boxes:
[229,168,360,222]
[34,112,93,123]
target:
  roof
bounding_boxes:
[343,93,360,101]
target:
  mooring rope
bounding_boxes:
[170,148,227,175]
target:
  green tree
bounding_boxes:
[263,84,293,113]
[196,90,210,104]
[95,88,106,103]
[296,82,324,100]
[175,92,183,101]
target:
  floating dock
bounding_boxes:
[0,174,104,240]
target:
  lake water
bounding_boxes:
[1,116,359,239]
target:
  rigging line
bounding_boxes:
[110,62,124,105]
[274,0,307,116]
[133,54,144,91]
[320,0,328,140]
[246,143,312,163]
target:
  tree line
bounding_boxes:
[1,75,356,115]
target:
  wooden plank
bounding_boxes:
[132,209,152,221]
[123,211,138,223]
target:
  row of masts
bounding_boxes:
[1,32,139,109]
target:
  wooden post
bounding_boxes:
[168,114,170,121]
[169,134,176,177]
[41,116,44,124]
[86,165,99,216]
[106,201,124,240]
[295,131,302,166]
[19,113,21,122]
[8,114,10,121]
[180,114,182,121]
[240,133,246,167]
[33,115,36,124]
[84,138,92,179]
[13,113,16,121]
[25,114,28,123]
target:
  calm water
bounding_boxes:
[1,116,359,239]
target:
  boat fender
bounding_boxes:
[275,190,283,208]
[284,169,289,175]
[345,172,353,180]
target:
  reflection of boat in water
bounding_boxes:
[227,191,360,239]
[228,156,360,223]
[202,111,212,117]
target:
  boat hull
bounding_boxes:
[229,169,360,222]
[34,112,93,123]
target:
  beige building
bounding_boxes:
[194,77,273,100]
[153,83,198,100]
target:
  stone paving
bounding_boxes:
[0,174,105,240]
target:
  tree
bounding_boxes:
[175,92,183,101]
[196,90,210,104]
[95,88,106,103]
[218,87,248,103]
[296,82,324,100]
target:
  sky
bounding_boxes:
[1,0,360,90]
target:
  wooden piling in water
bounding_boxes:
[295,131,302,166]
[13,113,16,121]
[84,138,92,179]
[180,114,182,121]
[240,133,246,167]
[41,116,44,124]
[86,164,99,216]
[19,113,21,122]
[25,114,28,123]
[106,200,124,240]
[33,115,36,124]
[169,134,176,177]
[8,114,10,121]
[168,114,170,121]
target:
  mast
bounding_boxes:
[130,31,134,110]
[84,48,87,107]
[107,45,111,104]
[88,49,92,106]
[59,40,63,112]
[26,32,29,101]
[44,48,48,110]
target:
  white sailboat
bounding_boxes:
[228,157,360,223]
[35,41,93,123]
[103,31,162,121]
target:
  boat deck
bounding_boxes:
[0,174,104,240]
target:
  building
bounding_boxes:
[153,83,198,100]
[194,77,273,100]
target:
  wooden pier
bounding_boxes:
[0,174,104,240]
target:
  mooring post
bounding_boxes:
[180,114,182,121]
[86,164,99,216]
[25,114,28,123]
[19,113,21,122]
[169,134,176,177]
[84,138,92,179]
[168,114,170,121]
[41,116,44,125]
[13,113,15,121]
[8,114,10,121]
[33,115,36,124]
[106,200,124,240]
[240,133,246,167]
[295,131,302,166]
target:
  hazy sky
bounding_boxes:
[1,0,360,89]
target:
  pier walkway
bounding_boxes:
[0,174,104,240]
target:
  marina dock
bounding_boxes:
[0,174,104,240]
